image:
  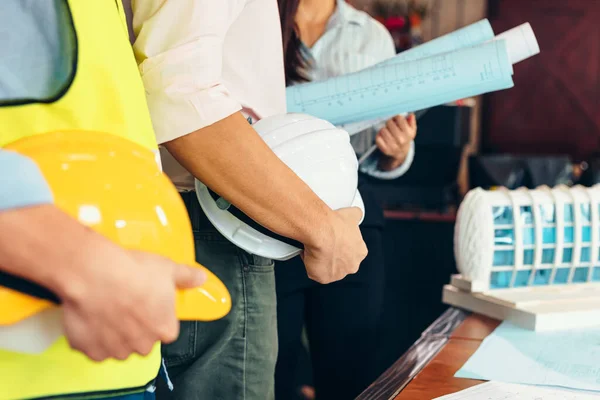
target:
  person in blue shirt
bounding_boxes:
[275,1,418,399]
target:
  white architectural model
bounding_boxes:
[444,185,600,331]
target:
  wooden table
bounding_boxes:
[395,313,500,399]
[357,309,500,400]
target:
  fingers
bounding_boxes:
[119,314,157,357]
[391,115,417,140]
[391,114,409,132]
[128,251,206,290]
[172,263,207,289]
[386,117,403,144]
[150,292,180,344]
[157,318,180,344]
[376,128,395,156]
[306,264,353,284]
[336,206,363,225]
[354,234,368,263]
[64,309,116,362]
[124,333,156,357]
[389,116,413,144]
[63,309,104,361]
[64,305,160,362]
[377,114,417,158]
[379,127,395,145]
[407,113,417,130]
[98,324,131,361]
[61,248,191,363]
[305,270,331,285]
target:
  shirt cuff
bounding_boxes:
[359,141,415,180]
[0,150,53,211]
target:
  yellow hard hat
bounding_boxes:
[1,131,231,325]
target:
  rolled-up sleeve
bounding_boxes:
[131,0,244,144]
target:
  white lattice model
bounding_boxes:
[443,185,600,331]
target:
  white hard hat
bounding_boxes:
[195,113,365,261]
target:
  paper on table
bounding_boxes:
[434,382,600,400]
[455,322,600,392]
[286,40,513,125]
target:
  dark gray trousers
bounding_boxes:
[156,192,277,400]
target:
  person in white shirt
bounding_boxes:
[129,1,368,399]
[275,1,418,399]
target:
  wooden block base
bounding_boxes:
[442,282,600,331]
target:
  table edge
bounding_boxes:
[356,308,469,400]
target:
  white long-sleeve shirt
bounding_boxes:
[130,0,287,190]
[302,0,415,179]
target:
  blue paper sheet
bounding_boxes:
[455,322,600,392]
[334,19,495,134]
[377,19,495,66]
[286,40,514,125]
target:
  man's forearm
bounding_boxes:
[0,205,97,299]
[163,112,334,247]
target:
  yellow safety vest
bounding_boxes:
[0,1,161,399]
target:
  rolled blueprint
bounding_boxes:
[377,19,495,66]
[379,21,539,69]
[493,22,540,65]
[338,20,498,134]
[287,40,514,126]
[288,20,540,127]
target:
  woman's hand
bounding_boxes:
[375,113,417,171]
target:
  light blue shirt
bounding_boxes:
[0,1,64,210]
[0,151,54,210]
[301,0,415,179]
[0,0,74,102]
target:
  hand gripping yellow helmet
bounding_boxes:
[0,131,231,353]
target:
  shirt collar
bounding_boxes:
[327,0,365,30]
[302,0,365,67]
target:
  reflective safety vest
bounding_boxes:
[0,0,161,398]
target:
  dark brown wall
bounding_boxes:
[484,0,600,160]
